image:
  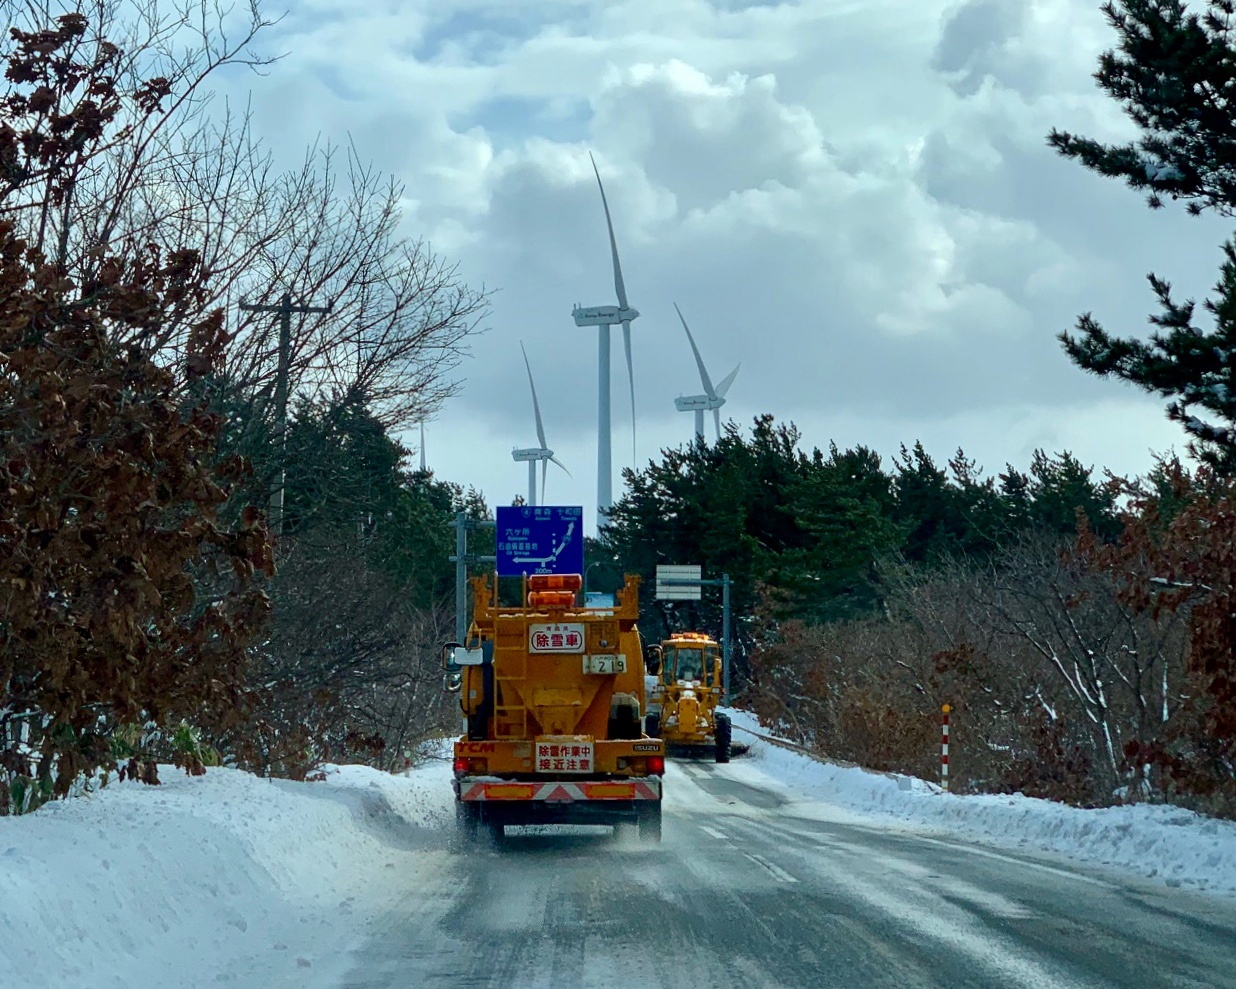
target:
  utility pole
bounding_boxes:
[239,292,332,535]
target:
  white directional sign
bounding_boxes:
[656,564,702,601]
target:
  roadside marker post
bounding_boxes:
[941,704,951,791]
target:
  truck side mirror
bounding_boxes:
[446,643,489,668]
[441,641,464,672]
[645,645,662,676]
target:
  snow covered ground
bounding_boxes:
[3,716,1235,987]
[724,708,1236,898]
[0,752,458,989]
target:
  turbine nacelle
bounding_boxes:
[674,394,721,412]
[572,304,640,327]
[512,447,554,461]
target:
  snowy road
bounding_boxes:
[334,760,1236,989]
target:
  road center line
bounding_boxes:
[743,852,798,883]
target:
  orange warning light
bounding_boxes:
[528,590,576,609]
[527,573,583,592]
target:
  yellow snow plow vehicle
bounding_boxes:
[644,631,732,763]
[442,572,665,842]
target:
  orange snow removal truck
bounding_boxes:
[442,572,665,842]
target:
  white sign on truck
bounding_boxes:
[528,623,585,653]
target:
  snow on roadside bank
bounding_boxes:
[0,755,457,989]
[5,719,1234,989]
[724,708,1236,897]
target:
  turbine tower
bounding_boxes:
[419,421,427,472]
[571,153,639,517]
[511,342,569,506]
[673,302,740,442]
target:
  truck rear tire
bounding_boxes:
[715,713,732,764]
[638,803,662,843]
[645,713,661,738]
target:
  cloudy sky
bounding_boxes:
[222,0,1228,527]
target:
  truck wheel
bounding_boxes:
[645,713,661,738]
[638,803,662,843]
[715,713,732,764]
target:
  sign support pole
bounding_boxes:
[448,512,496,643]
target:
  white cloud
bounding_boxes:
[212,0,1226,524]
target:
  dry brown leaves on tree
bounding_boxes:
[0,14,272,800]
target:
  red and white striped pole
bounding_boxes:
[941,703,951,791]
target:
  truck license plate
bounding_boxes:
[582,654,626,674]
[536,741,594,773]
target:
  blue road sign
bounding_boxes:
[495,506,584,577]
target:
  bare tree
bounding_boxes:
[747,536,1192,804]
[226,526,458,778]
[954,533,1189,791]
[1,1,276,264]
[1,1,489,446]
[223,141,488,434]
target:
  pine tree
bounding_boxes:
[1049,1,1236,470]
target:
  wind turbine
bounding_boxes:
[673,302,740,442]
[419,421,427,472]
[571,152,640,517]
[511,342,570,506]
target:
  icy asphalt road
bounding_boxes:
[335,761,1236,989]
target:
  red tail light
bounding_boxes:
[647,755,665,776]
[453,757,470,774]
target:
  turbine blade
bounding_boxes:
[541,457,548,501]
[674,302,715,399]
[715,364,740,398]
[520,341,547,449]
[590,152,629,310]
[713,407,722,440]
[622,318,636,463]
[550,455,572,477]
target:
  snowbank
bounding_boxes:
[0,754,456,989]
[724,708,1236,897]
[4,721,1234,987]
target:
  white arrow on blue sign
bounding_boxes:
[495,506,584,577]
